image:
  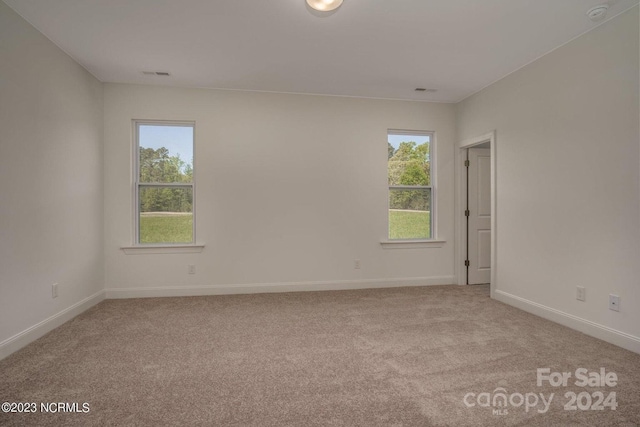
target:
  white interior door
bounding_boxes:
[468,148,491,285]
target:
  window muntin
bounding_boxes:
[388,131,433,240]
[135,121,195,245]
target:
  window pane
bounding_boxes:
[139,187,193,244]
[139,125,194,183]
[389,188,431,239]
[388,134,430,186]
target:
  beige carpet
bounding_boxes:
[1,285,639,426]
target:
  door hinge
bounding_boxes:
[464,260,470,267]
[464,160,470,167]
[465,209,470,217]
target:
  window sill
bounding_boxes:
[380,240,446,249]
[121,245,205,255]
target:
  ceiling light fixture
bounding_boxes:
[306,0,343,12]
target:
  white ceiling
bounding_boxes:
[4,0,639,102]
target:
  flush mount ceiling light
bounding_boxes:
[586,5,608,22]
[306,0,343,12]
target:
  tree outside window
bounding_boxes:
[135,122,195,244]
[388,131,433,240]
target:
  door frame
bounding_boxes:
[456,131,497,298]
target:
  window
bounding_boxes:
[388,130,433,240]
[134,121,195,245]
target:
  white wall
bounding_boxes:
[104,85,456,296]
[457,8,640,351]
[0,1,104,357]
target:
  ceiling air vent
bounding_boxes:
[142,71,171,76]
[415,88,437,93]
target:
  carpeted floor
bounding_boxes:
[1,285,639,426]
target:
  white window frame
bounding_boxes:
[133,120,196,246]
[387,129,437,242]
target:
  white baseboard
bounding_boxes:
[0,290,105,361]
[494,290,640,354]
[105,276,455,299]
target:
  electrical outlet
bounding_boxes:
[52,283,58,299]
[576,286,585,302]
[354,260,361,269]
[609,294,620,312]
[188,265,196,275]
